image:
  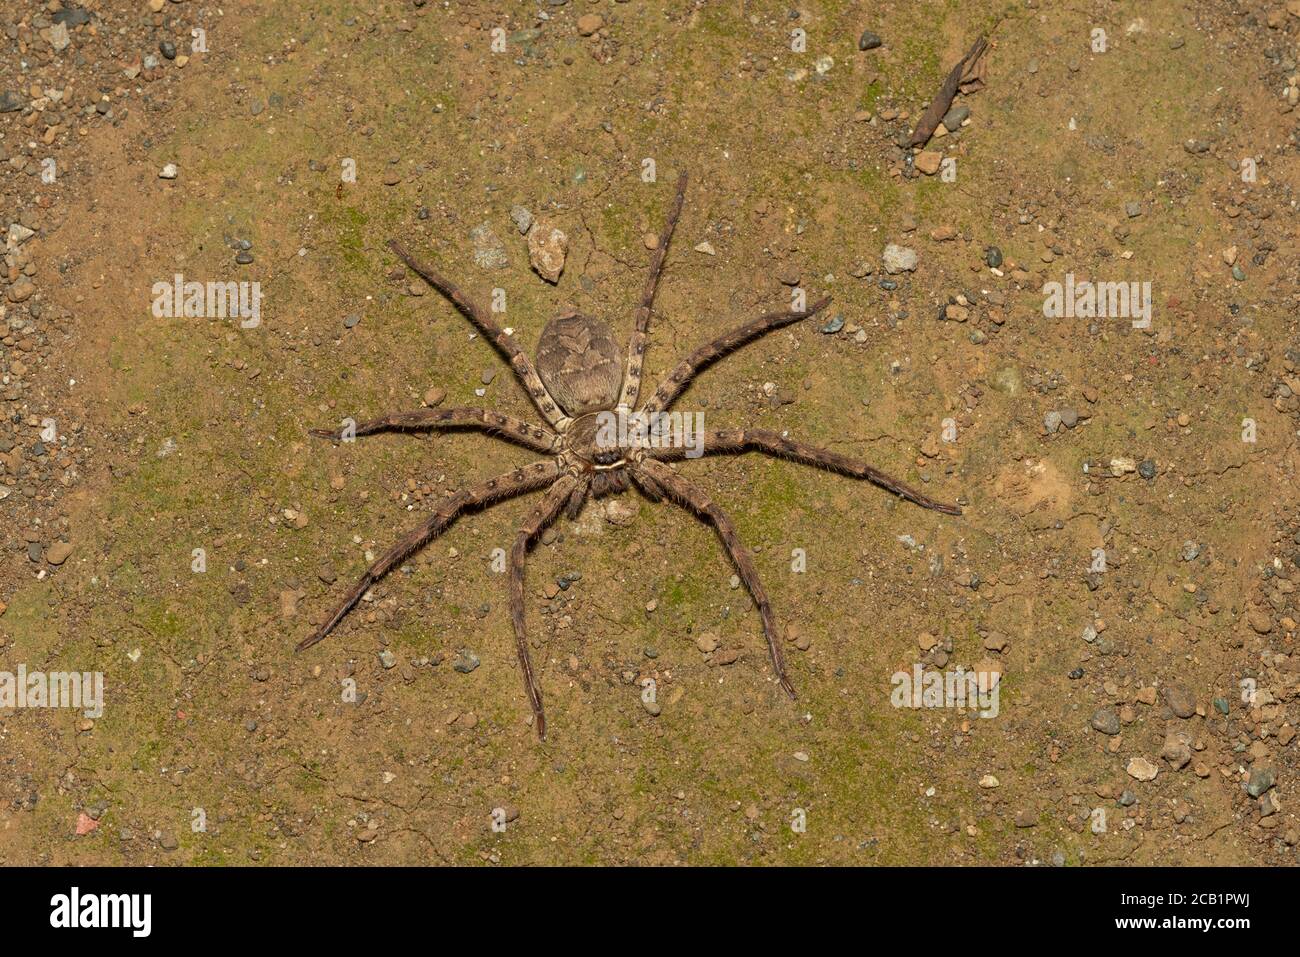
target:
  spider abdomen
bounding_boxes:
[535,311,623,417]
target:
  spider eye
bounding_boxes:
[594,449,621,465]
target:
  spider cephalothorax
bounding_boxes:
[536,310,642,501]
[302,171,961,740]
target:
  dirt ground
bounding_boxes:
[1,0,1299,865]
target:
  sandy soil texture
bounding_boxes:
[1,0,1299,865]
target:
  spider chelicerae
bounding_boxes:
[301,171,961,739]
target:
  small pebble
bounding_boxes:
[858,30,883,51]
[1126,757,1159,781]
[882,244,918,274]
[1247,768,1275,798]
[510,205,533,235]
[1090,707,1120,735]
[45,541,74,565]
[941,105,969,131]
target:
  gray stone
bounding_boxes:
[1247,767,1275,798]
[510,205,533,235]
[1090,707,1120,735]
[48,22,70,52]
[470,223,509,270]
[882,243,918,274]
[7,223,35,246]
[942,104,970,131]
[858,30,883,51]
[53,6,93,28]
